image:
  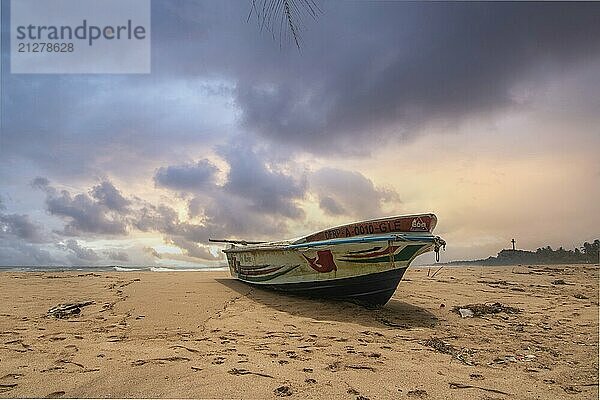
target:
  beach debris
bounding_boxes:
[356,396,370,400]
[378,318,408,328]
[80,368,100,373]
[492,355,517,364]
[346,364,376,372]
[469,373,484,380]
[40,366,66,373]
[574,293,588,299]
[0,373,23,380]
[422,337,455,355]
[430,266,444,279]
[421,337,475,365]
[449,382,511,395]
[477,280,510,285]
[57,359,84,368]
[274,385,293,397]
[406,389,428,397]
[551,279,567,285]
[452,302,521,317]
[326,361,341,372]
[47,301,94,319]
[46,390,66,398]
[191,366,203,371]
[0,383,18,393]
[131,356,190,366]
[360,330,384,338]
[169,345,200,353]
[458,308,474,318]
[285,350,298,359]
[561,386,582,394]
[228,368,274,378]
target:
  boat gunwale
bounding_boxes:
[222,232,441,254]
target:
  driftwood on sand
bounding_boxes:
[46,301,94,319]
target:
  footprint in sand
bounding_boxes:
[132,357,190,366]
[1,373,24,380]
[0,383,18,393]
[285,351,298,359]
[64,345,78,353]
[211,356,226,365]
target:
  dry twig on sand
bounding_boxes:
[449,382,511,395]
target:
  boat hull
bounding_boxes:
[248,267,408,306]
[220,214,445,306]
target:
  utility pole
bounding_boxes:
[511,238,516,251]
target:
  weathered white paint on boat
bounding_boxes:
[214,214,445,305]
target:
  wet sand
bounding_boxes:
[0,265,598,399]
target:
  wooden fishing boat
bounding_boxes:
[211,214,445,306]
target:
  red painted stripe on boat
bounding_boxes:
[344,245,399,259]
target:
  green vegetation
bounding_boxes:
[449,239,600,266]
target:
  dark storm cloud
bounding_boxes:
[0,193,56,264]
[31,171,300,260]
[152,140,308,239]
[35,178,128,236]
[33,178,219,259]
[318,196,345,216]
[59,239,100,262]
[219,142,306,219]
[0,238,56,266]
[154,159,219,192]
[0,212,45,243]
[90,181,131,212]
[224,2,600,151]
[2,74,231,181]
[310,168,399,219]
[0,194,47,243]
[165,236,220,260]
[198,192,290,239]
[4,2,599,180]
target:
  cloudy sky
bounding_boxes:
[1,1,599,267]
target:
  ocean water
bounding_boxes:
[0,265,229,273]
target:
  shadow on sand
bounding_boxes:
[216,278,438,330]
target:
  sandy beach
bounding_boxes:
[0,265,597,399]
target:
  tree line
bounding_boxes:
[448,239,600,266]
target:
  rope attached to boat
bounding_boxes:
[434,236,446,262]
